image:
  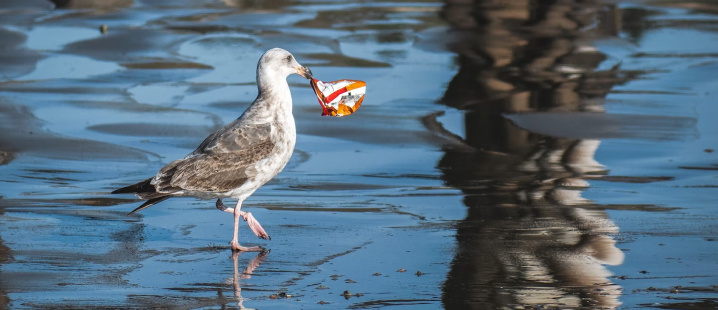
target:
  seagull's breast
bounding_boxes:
[228,103,296,200]
[266,110,297,174]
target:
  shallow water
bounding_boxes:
[0,0,717,309]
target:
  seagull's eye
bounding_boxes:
[286,55,292,63]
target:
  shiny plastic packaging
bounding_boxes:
[310,78,366,117]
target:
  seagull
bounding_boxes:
[112,48,312,251]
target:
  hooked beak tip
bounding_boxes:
[299,66,313,80]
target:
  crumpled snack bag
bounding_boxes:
[310,78,366,117]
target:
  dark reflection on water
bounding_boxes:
[436,1,637,309]
[0,216,10,309]
[0,120,13,309]
[230,250,269,309]
[48,0,134,10]
[0,0,715,307]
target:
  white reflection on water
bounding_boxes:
[17,54,121,81]
[23,26,100,51]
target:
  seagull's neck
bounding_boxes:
[256,71,292,114]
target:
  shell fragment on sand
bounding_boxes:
[310,78,366,117]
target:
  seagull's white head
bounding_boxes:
[257,48,312,82]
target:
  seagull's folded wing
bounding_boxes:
[152,123,275,193]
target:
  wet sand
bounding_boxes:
[0,0,717,309]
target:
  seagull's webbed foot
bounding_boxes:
[229,240,264,252]
[241,212,271,240]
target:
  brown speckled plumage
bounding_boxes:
[113,48,312,251]
[151,123,275,194]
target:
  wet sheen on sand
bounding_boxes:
[0,0,717,309]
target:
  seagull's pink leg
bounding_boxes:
[216,199,271,241]
[219,199,264,252]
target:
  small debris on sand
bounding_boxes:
[100,24,108,34]
[415,271,424,276]
[397,268,406,272]
[316,285,329,290]
[372,273,381,276]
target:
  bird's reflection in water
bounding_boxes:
[435,0,630,309]
[229,250,269,310]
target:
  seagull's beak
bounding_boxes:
[296,66,313,80]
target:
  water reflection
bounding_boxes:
[0,111,15,310]
[435,1,628,309]
[0,152,13,167]
[48,0,134,10]
[219,0,290,9]
[0,213,10,309]
[230,250,269,309]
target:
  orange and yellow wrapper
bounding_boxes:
[310,78,366,117]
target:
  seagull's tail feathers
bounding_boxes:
[112,177,155,195]
[127,196,171,216]
[112,177,173,215]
